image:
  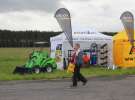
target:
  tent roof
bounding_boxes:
[50,28,112,42]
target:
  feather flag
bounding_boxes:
[55,8,73,47]
[120,11,134,46]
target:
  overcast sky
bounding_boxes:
[0,0,134,32]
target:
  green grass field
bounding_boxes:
[1,48,135,81]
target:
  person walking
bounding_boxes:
[70,43,87,87]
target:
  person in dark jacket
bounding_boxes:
[71,43,87,87]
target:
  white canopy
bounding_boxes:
[50,28,112,43]
[50,27,113,70]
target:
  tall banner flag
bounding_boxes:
[55,8,73,47]
[120,11,134,46]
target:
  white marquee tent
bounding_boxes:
[50,27,113,70]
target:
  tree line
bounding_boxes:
[0,30,116,47]
[0,30,61,47]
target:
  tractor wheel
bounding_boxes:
[46,65,53,73]
[34,68,40,74]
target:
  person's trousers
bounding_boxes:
[72,64,87,86]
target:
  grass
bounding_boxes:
[0,48,135,81]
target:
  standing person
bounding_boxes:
[70,43,87,87]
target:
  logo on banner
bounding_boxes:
[129,46,135,54]
[55,14,69,19]
[122,15,133,22]
[74,31,95,35]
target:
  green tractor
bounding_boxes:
[13,42,57,74]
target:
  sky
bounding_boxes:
[0,0,134,32]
